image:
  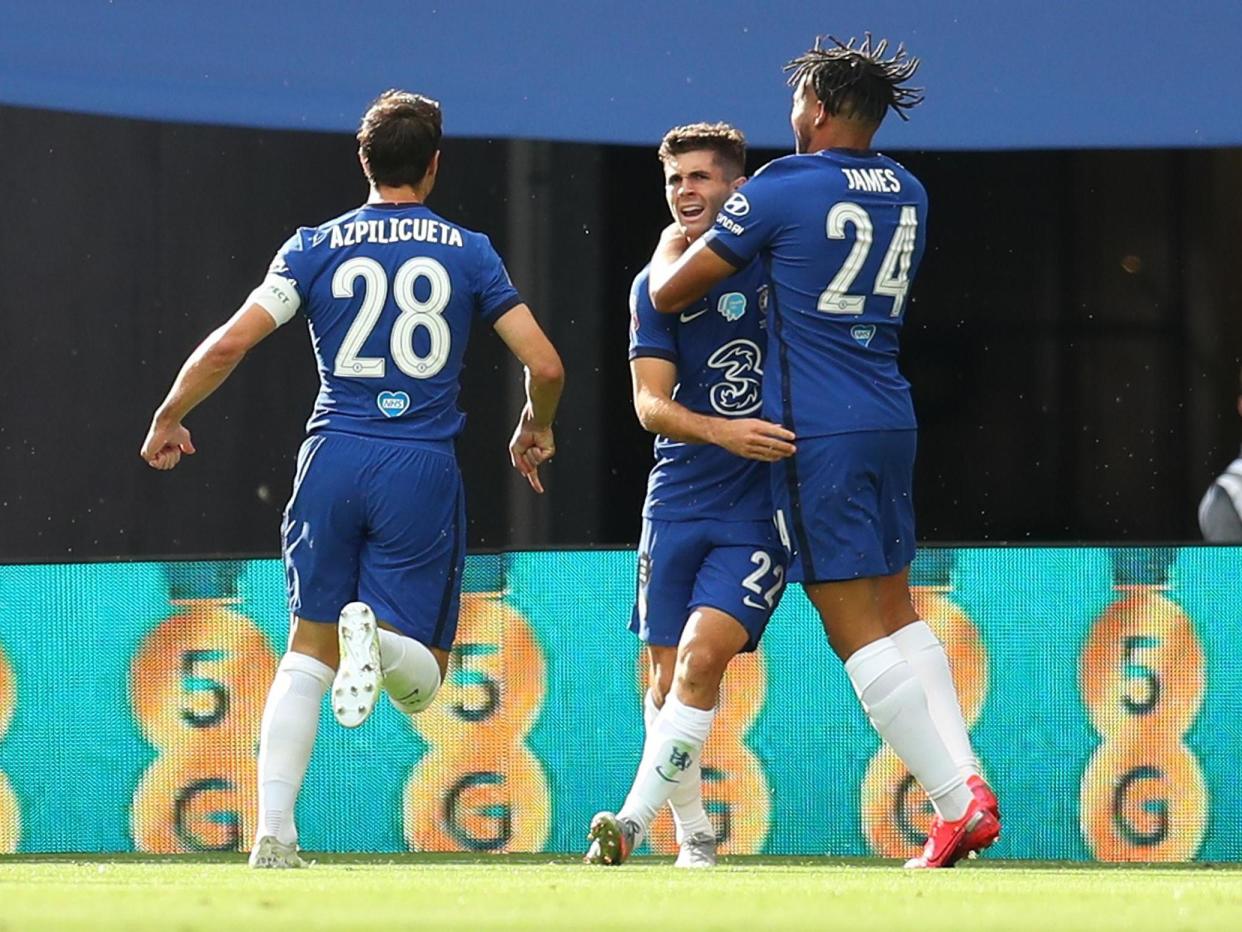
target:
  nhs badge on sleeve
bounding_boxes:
[851,324,877,348]
[377,391,411,418]
[717,292,747,322]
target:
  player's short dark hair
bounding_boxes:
[357,90,443,189]
[657,123,747,179]
[784,34,923,125]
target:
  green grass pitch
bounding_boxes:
[2,854,1241,931]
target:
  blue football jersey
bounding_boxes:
[628,259,773,522]
[268,202,521,440]
[703,150,928,438]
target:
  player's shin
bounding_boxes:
[256,651,333,846]
[378,628,442,714]
[890,620,980,780]
[646,689,712,844]
[844,638,974,821]
[618,694,716,838]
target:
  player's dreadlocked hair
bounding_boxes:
[658,122,747,178]
[783,34,923,124]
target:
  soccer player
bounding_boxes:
[1197,366,1242,541]
[648,37,1000,868]
[139,90,564,868]
[584,124,794,868]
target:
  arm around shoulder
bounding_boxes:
[648,236,738,313]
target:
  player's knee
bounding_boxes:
[674,641,730,694]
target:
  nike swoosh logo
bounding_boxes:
[679,307,709,323]
[742,596,769,611]
[655,767,680,784]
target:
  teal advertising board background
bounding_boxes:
[0,546,1238,858]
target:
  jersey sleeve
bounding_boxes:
[473,235,524,324]
[627,270,677,363]
[701,162,787,269]
[247,231,309,327]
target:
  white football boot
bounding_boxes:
[333,602,382,728]
[248,836,310,869]
[675,831,718,868]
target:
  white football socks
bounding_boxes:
[844,638,974,822]
[378,628,442,714]
[891,621,980,781]
[255,651,333,846]
[618,694,716,839]
[645,689,714,844]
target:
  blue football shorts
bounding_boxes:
[629,517,787,653]
[281,431,464,650]
[771,429,917,584]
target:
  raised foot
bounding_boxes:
[583,811,638,866]
[333,601,382,728]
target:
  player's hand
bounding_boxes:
[140,418,196,471]
[712,419,796,462]
[653,222,690,266]
[509,411,555,493]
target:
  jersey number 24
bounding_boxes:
[818,203,918,319]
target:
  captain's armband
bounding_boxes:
[247,274,302,326]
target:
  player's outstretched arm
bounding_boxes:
[493,304,565,494]
[647,224,738,314]
[140,303,277,470]
[631,358,794,462]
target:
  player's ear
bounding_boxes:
[730,175,747,192]
[421,150,441,197]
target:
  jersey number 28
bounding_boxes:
[818,203,918,319]
[332,256,452,379]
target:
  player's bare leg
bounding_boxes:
[805,578,997,866]
[587,609,746,866]
[878,570,999,819]
[251,616,338,868]
[646,645,676,707]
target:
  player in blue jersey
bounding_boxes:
[140,90,564,868]
[648,38,999,868]
[584,124,794,868]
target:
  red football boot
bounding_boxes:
[904,797,1000,869]
[967,774,1000,821]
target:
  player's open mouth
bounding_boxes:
[679,204,705,221]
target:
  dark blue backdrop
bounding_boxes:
[2,0,1240,149]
